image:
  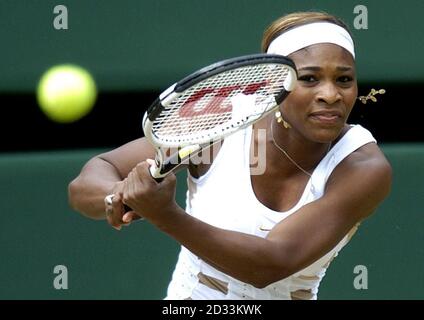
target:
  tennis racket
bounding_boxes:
[143,53,297,179]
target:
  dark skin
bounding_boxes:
[68,43,392,287]
[251,43,358,212]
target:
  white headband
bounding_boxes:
[267,22,355,58]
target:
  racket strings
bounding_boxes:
[153,63,290,144]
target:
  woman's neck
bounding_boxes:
[252,116,336,177]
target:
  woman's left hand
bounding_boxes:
[122,159,179,224]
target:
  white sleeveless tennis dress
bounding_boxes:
[165,124,376,300]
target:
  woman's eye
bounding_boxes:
[298,75,317,82]
[337,76,353,83]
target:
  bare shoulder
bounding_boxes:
[325,142,392,219]
[340,142,392,181]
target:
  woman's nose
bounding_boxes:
[316,82,342,105]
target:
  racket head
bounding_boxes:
[142,53,297,178]
[143,53,297,149]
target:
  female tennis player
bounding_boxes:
[68,11,392,299]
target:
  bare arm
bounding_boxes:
[68,138,156,221]
[123,144,392,288]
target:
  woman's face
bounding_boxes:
[282,43,357,143]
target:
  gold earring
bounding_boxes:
[275,111,292,129]
[358,88,386,104]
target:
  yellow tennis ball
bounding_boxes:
[37,64,97,123]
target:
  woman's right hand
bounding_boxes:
[104,180,142,230]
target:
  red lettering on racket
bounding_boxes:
[242,81,268,95]
[179,82,268,117]
[179,88,215,117]
[200,85,240,115]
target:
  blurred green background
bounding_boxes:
[1,0,424,92]
[0,0,423,299]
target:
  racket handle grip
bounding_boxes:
[149,162,166,180]
[149,144,200,181]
